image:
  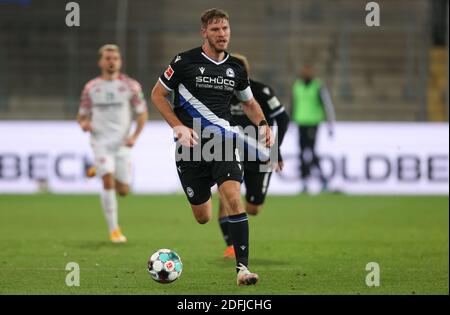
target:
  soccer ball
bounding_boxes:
[147,249,183,284]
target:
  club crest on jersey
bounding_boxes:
[164,65,174,80]
[226,68,235,78]
[199,67,205,74]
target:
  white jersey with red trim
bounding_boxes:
[79,74,147,149]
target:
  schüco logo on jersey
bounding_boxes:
[195,76,235,88]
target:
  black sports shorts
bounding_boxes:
[176,159,243,205]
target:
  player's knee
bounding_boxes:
[191,198,212,224]
[116,181,129,196]
[246,203,263,216]
[218,201,228,217]
[226,197,243,215]
[102,174,115,190]
[103,181,115,190]
[195,213,211,224]
[117,188,129,197]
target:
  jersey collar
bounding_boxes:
[200,48,229,65]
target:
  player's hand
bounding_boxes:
[80,120,93,132]
[125,136,137,147]
[273,160,284,172]
[259,124,275,148]
[272,151,284,172]
[173,125,199,147]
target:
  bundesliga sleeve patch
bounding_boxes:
[164,65,174,80]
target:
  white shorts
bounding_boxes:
[93,145,132,185]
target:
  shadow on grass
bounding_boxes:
[213,257,289,267]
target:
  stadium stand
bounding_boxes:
[0,0,445,121]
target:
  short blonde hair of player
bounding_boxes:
[231,53,250,74]
[200,8,229,28]
[98,44,121,58]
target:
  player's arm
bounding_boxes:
[259,86,289,170]
[151,82,182,128]
[125,81,149,147]
[125,111,148,147]
[241,97,274,148]
[274,111,289,147]
[235,68,274,147]
[241,97,265,126]
[271,110,289,171]
[77,83,93,132]
[152,56,198,147]
[77,114,92,132]
[150,81,198,147]
[263,87,289,148]
[319,86,336,137]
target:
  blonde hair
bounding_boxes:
[98,44,121,58]
[201,8,229,28]
[231,53,250,73]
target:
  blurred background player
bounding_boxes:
[77,44,148,243]
[291,64,335,193]
[151,8,273,285]
[218,53,290,259]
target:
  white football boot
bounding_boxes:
[237,263,259,286]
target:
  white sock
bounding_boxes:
[100,189,118,232]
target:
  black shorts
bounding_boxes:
[176,159,244,205]
[243,161,273,206]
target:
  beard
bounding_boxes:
[207,37,227,53]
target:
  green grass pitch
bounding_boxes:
[0,194,448,295]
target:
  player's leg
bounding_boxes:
[176,161,213,224]
[218,179,258,285]
[299,126,309,192]
[100,173,119,236]
[218,161,271,259]
[114,146,132,197]
[115,181,130,196]
[191,199,212,224]
[246,203,262,216]
[213,152,258,284]
[217,180,246,264]
[244,167,272,216]
[217,191,234,258]
[94,149,124,242]
[101,146,132,243]
[309,125,328,191]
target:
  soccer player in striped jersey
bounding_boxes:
[151,9,273,285]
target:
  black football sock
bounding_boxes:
[228,213,249,272]
[219,216,233,246]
